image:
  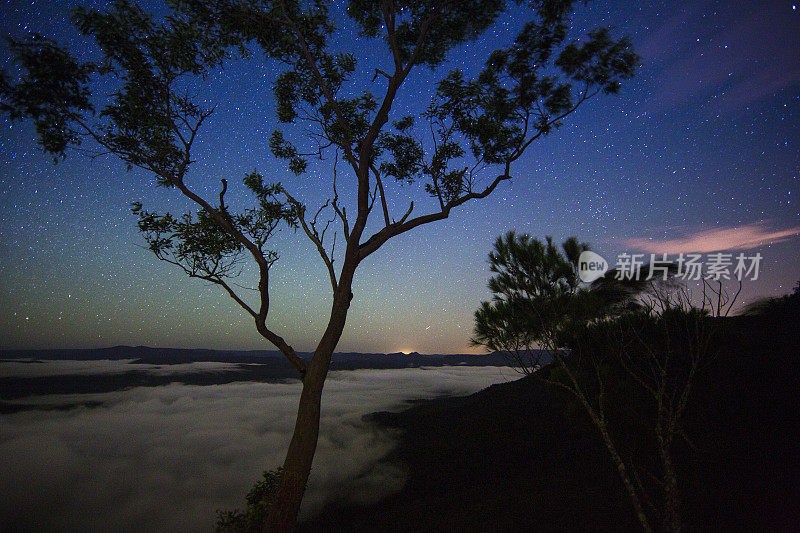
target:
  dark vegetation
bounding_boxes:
[216,469,285,533]
[302,285,800,531]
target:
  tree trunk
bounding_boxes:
[264,366,326,532]
[593,417,653,533]
[659,438,681,533]
[265,288,352,532]
[573,395,651,533]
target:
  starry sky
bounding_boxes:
[1,0,798,353]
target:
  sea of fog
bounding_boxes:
[0,361,516,532]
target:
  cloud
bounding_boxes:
[0,359,243,378]
[638,2,800,111]
[0,366,517,532]
[623,222,800,254]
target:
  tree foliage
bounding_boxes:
[473,231,644,362]
[0,0,638,292]
[131,174,296,283]
[0,35,94,155]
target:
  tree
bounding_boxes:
[0,1,637,529]
[473,232,718,532]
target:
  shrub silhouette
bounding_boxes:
[216,468,283,533]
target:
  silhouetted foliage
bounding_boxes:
[472,232,644,370]
[216,468,284,533]
[743,279,800,317]
[312,299,800,531]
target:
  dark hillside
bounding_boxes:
[305,307,800,531]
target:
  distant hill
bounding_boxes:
[0,345,522,367]
[0,345,286,363]
[0,347,523,404]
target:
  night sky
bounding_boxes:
[1,0,798,353]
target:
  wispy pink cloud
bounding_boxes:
[639,2,800,112]
[623,222,800,254]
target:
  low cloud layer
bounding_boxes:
[623,222,800,254]
[0,366,516,532]
[0,359,243,378]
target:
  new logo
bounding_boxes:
[578,250,608,283]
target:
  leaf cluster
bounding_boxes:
[371,1,637,209]
[174,0,356,174]
[473,232,590,352]
[377,115,469,204]
[215,468,284,533]
[132,172,296,281]
[71,0,238,182]
[428,18,637,165]
[0,35,95,155]
[132,201,247,279]
[1,0,244,183]
[348,0,508,67]
[472,231,655,355]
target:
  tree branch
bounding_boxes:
[511,86,602,162]
[349,7,441,249]
[278,0,359,172]
[255,320,307,378]
[381,0,402,70]
[74,89,305,376]
[219,178,227,209]
[372,68,392,82]
[358,167,511,261]
[284,191,338,292]
[153,254,258,319]
[370,164,391,227]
